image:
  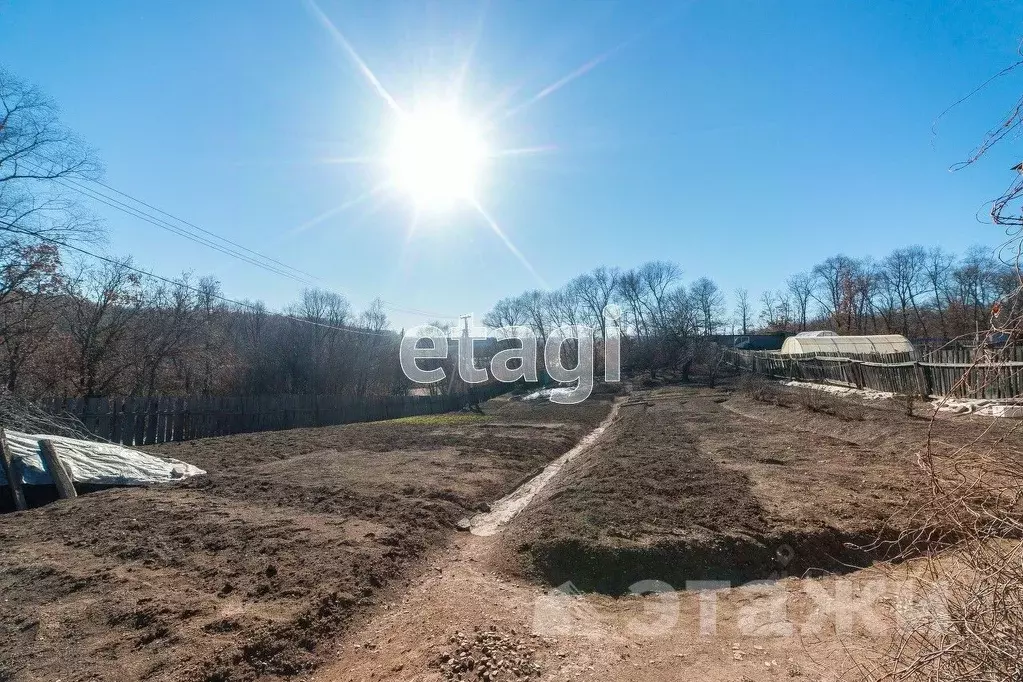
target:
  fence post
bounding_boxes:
[0,429,27,511]
[913,362,931,399]
[850,361,863,390]
[38,439,77,500]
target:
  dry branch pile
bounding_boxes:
[0,389,95,440]
[873,55,1023,682]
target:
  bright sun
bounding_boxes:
[387,104,488,210]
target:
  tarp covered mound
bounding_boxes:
[0,430,205,487]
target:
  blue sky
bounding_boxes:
[2,1,1022,328]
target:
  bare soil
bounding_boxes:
[4,379,1019,682]
[0,395,612,682]
[307,380,1023,682]
[506,383,1023,594]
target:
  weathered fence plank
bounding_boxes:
[0,429,27,511]
[37,439,77,499]
[724,348,1023,400]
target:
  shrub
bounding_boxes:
[793,386,865,421]
[737,373,780,404]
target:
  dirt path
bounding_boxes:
[0,398,615,682]
[310,384,975,682]
[467,397,625,537]
[308,392,831,682]
[311,516,884,682]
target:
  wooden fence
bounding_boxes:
[920,345,1023,364]
[37,383,511,446]
[723,349,1023,400]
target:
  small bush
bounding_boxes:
[794,387,865,421]
[737,373,780,404]
[796,386,830,413]
[903,393,917,417]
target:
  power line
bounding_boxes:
[85,175,321,281]
[64,178,316,284]
[24,156,463,320]
[0,219,395,338]
[378,299,463,319]
[21,160,316,285]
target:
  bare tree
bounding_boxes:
[483,296,527,328]
[925,247,955,338]
[734,287,752,335]
[812,255,861,332]
[353,298,390,398]
[520,290,551,342]
[785,272,814,331]
[616,269,649,338]
[0,241,62,390]
[133,275,200,396]
[690,277,725,335]
[879,246,929,337]
[638,260,683,332]
[547,288,582,327]
[759,290,778,329]
[0,67,101,260]
[851,258,880,334]
[570,266,620,341]
[661,285,698,339]
[60,259,147,397]
[0,69,101,391]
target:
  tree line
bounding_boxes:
[483,242,1012,379]
[4,66,1013,399]
[6,264,406,399]
[483,262,727,377]
[0,248,406,399]
[0,67,410,399]
[744,245,1013,340]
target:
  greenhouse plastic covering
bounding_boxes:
[0,430,205,487]
[779,334,915,355]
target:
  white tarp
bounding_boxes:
[931,398,1023,417]
[779,333,915,356]
[782,380,895,401]
[521,387,577,402]
[0,430,205,487]
[782,380,1023,418]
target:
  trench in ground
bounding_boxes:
[522,527,902,596]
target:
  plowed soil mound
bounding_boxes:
[0,395,612,682]
[505,382,1023,594]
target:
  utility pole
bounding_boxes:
[447,315,473,396]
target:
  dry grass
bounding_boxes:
[865,405,1023,682]
[382,413,493,426]
[738,375,868,421]
[737,373,781,404]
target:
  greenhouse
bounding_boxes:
[778,333,916,356]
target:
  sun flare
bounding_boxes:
[387,104,488,210]
[305,0,614,282]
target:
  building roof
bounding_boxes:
[779,334,915,356]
